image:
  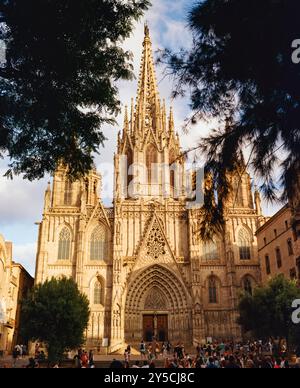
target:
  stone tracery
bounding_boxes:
[145,219,166,259]
[144,287,167,310]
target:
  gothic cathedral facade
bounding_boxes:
[35,27,264,352]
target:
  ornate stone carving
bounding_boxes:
[116,222,121,245]
[146,219,166,259]
[144,287,167,310]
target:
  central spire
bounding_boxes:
[136,24,159,109]
[133,24,161,140]
[118,25,178,153]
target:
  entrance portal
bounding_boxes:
[125,265,192,345]
[143,314,168,342]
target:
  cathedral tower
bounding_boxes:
[115,25,184,201]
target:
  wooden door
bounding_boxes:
[143,315,154,342]
[157,315,168,342]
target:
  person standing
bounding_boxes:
[142,360,150,368]
[139,340,146,359]
[132,361,140,369]
[127,345,131,361]
[225,355,241,369]
[81,351,89,368]
[34,343,40,358]
[177,343,184,360]
[174,343,180,359]
[206,357,218,369]
[124,347,130,364]
[166,341,172,356]
[89,350,94,368]
[162,343,168,358]
[12,346,19,368]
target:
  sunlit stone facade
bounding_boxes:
[35,27,264,352]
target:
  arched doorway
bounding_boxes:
[125,265,192,345]
[143,287,168,342]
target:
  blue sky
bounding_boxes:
[0,0,281,276]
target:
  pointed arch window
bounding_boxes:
[169,149,176,190]
[203,241,218,261]
[127,149,134,188]
[238,229,252,260]
[58,227,71,261]
[146,144,158,184]
[94,281,102,305]
[208,277,218,304]
[243,277,253,296]
[90,226,107,261]
[64,179,73,205]
[276,247,282,269]
[287,239,294,256]
[265,255,271,275]
[233,178,244,207]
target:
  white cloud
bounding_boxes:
[13,242,37,277]
[0,165,46,225]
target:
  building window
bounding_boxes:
[169,149,176,190]
[265,255,271,275]
[146,144,158,184]
[285,221,289,230]
[127,149,134,189]
[85,178,89,195]
[64,179,73,205]
[94,281,102,305]
[93,181,97,195]
[58,227,71,261]
[274,229,277,238]
[264,237,267,246]
[290,268,297,280]
[238,229,252,260]
[203,241,218,261]
[287,239,294,256]
[90,226,107,261]
[276,248,282,269]
[233,178,244,207]
[208,277,218,304]
[243,277,253,296]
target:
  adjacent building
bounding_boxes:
[0,234,33,354]
[0,234,12,354]
[257,205,300,283]
[10,263,35,348]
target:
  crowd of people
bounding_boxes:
[1,339,300,368]
[109,339,300,369]
[12,344,28,367]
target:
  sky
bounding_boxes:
[0,0,282,276]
